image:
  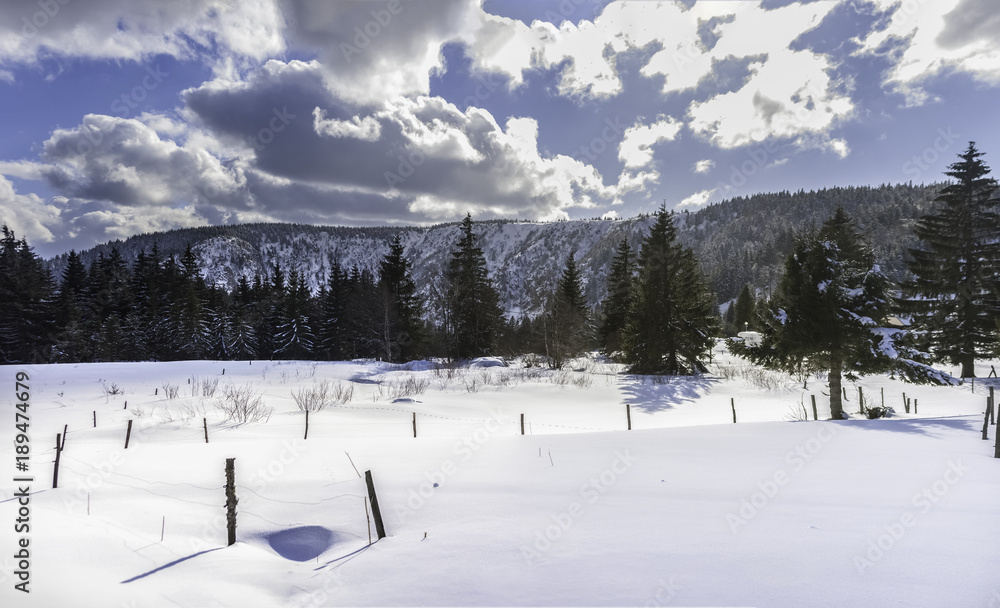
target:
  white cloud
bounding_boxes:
[0,175,60,245]
[860,0,1000,105]
[679,188,715,209]
[313,108,381,141]
[0,0,284,70]
[693,159,715,174]
[618,115,682,170]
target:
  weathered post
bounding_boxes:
[225,458,237,546]
[52,433,62,489]
[124,420,133,449]
[731,398,736,424]
[364,470,387,540]
[811,395,818,421]
[626,404,632,430]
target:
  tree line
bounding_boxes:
[3,143,999,407]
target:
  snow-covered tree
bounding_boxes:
[734,208,954,420]
[900,142,1000,378]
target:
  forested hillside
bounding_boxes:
[45,182,943,312]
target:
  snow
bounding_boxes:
[2,349,1000,607]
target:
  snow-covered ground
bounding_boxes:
[3,345,1000,607]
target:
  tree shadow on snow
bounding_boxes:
[839,415,981,436]
[121,548,223,583]
[618,374,718,413]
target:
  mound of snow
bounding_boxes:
[470,357,506,368]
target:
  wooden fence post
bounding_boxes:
[990,387,995,425]
[93,411,97,428]
[858,387,864,415]
[304,410,309,440]
[914,399,918,414]
[203,418,209,444]
[983,405,991,440]
[412,412,416,438]
[811,395,818,421]
[731,398,736,423]
[52,433,62,489]
[124,420,133,449]
[521,413,525,435]
[626,404,632,431]
[225,458,237,546]
[364,470,387,540]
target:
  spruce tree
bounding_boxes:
[0,226,55,363]
[376,235,425,362]
[545,254,592,368]
[622,207,718,374]
[737,208,953,420]
[900,142,1000,377]
[732,285,756,333]
[599,240,635,357]
[275,268,316,359]
[445,214,503,359]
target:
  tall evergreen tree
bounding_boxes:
[317,260,348,360]
[376,235,425,362]
[732,284,757,333]
[544,254,592,368]
[622,207,718,374]
[737,208,954,420]
[445,214,503,359]
[274,268,316,359]
[599,239,634,356]
[0,226,55,363]
[900,142,1000,377]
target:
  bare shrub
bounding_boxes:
[464,375,481,393]
[291,380,333,412]
[215,384,272,423]
[331,381,354,404]
[189,376,220,398]
[161,383,180,399]
[102,382,123,396]
[388,374,430,400]
[572,373,593,388]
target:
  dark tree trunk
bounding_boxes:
[828,353,845,420]
[961,355,975,379]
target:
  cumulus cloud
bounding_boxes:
[860,0,1000,105]
[679,188,715,208]
[0,175,61,245]
[0,0,284,71]
[693,159,715,173]
[618,116,682,170]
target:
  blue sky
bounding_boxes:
[1,0,999,258]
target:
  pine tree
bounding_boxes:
[732,284,757,333]
[0,226,55,363]
[737,208,954,420]
[900,142,1000,377]
[544,254,592,368]
[317,260,348,360]
[376,235,425,362]
[622,207,718,374]
[599,239,634,356]
[445,214,503,359]
[275,268,316,359]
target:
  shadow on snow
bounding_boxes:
[618,374,718,413]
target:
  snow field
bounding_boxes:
[2,349,1000,606]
